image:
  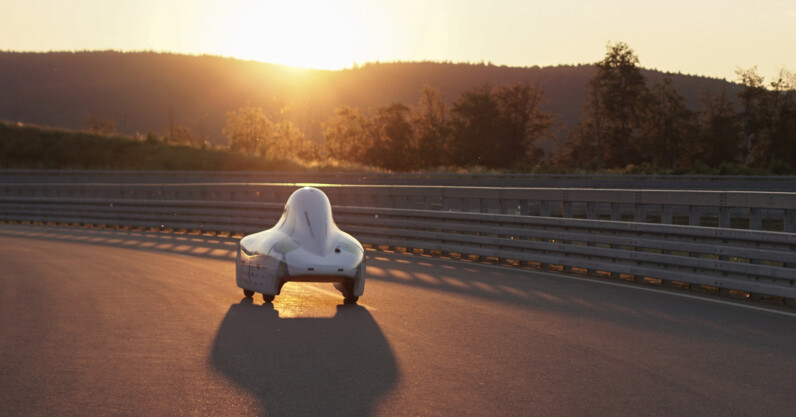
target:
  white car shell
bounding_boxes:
[236,187,365,303]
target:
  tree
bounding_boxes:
[587,83,608,167]
[693,90,741,167]
[411,85,448,168]
[223,104,273,154]
[322,106,372,163]
[591,42,648,167]
[556,86,606,169]
[163,123,198,147]
[447,82,554,169]
[271,120,304,156]
[492,82,553,167]
[84,113,116,135]
[294,140,322,161]
[767,69,796,168]
[735,67,796,169]
[735,67,770,166]
[640,77,694,168]
[555,121,598,169]
[270,119,321,161]
[368,103,415,170]
[447,84,502,167]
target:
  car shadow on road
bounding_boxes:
[210,298,397,417]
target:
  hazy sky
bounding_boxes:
[2,0,794,81]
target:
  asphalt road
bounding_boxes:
[1,224,795,416]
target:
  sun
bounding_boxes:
[217,1,366,70]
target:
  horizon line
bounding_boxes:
[0,48,734,81]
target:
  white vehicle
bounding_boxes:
[236,187,366,304]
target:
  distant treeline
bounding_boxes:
[0,50,738,149]
[214,43,795,173]
[557,43,796,172]
[219,82,552,171]
[2,47,794,173]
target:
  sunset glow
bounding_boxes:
[1,0,795,79]
[208,1,367,69]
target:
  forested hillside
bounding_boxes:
[0,51,739,147]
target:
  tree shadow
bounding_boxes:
[210,299,397,417]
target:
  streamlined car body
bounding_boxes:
[236,187,365,303]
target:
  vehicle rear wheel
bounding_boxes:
[262,293,275,303]
[334,281,359,304]
[341,280,358,304]
[243,289,255,297]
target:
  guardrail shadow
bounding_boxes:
[365,251,539,307]
[210,299,397,417]
[0,223,240,261]
[0,224,532,307]
[0,224,618,310]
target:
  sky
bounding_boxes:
[1,0,794,81]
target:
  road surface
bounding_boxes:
[1,224,794,416]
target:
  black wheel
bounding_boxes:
[341,280,358,304]
[262,293,275,303]
[334,281,359,304]
[243,289,255,297]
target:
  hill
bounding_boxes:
[0,51,742,148]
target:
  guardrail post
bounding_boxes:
[785,209,795,233]
[719,207,731,229]
[562,202,573,218]
[540,201,551,217]
[587,202,597,220]
[479,198,488,213]
[718,192,730,228]
[750,208,762,230]
[689,206,701,226]
[661,205,673,225]
[610,203,621,221]
[519,200,529,216]
[633,191,643,222]
[634,205,646,222]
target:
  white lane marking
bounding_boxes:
[369,251,796,319]
[304,285,378,311]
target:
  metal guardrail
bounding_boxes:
[3,170,796,193]
[2,182,795,232]
[1,196,794,304]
